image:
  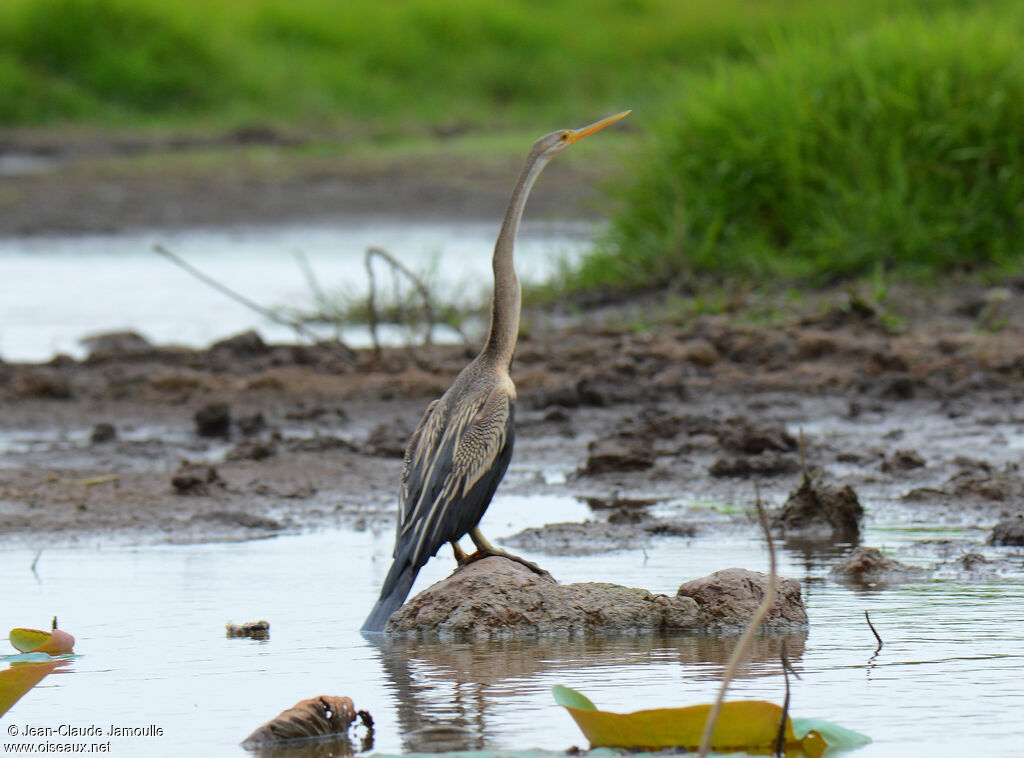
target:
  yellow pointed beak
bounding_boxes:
[566,110,631,143]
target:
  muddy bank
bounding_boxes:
[0,126,613,235]
[2,283,1023,570]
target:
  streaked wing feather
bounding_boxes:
[399,384,513,570]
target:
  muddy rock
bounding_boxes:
[172,462,224,495]
[829,546,931,585]
[237,412,268,437]
[989,514,1024,546]
[80,330,152,360]
[881,449,926,472]
[386,557,700,638]
[581,435,655,475]
[771,476,863,541]
[195,402,231,438]
[717,420,796,455]
[676,568,807,630]
[709,452,800,478]
[90,423,117,444]
[949,468,1021,502]
[210,329,269,357]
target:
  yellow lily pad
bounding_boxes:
[9,628,75,656]
[553,685,867,756]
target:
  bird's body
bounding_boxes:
[362,111,629,633]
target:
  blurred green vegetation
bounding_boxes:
[2,0,1020,286]
[0,0,977,130]
[573,2,1024,290]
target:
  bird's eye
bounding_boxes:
[559,132,571,141]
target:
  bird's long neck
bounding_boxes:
[482,150,550,366]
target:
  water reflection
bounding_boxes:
[368,632,808,753]
[0,658,72,718]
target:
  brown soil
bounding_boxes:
[2,127,1023,565]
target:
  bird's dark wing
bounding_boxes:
[397,382,514,569]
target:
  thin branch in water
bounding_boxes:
[865,609,883,653]
[365,246,437,357]
[153,243,357,362]
[31,549,42,575]
[698,488,777,758]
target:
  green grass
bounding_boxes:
[571,4,1024,290]
[0,0,977,130]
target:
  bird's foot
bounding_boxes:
[461,547,554,581]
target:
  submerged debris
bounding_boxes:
[772,476,863,541]
[90,422,117,444]
[226,620,270,639]
[241,695,373,751]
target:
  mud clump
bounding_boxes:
[363,420,413,458]
[194,402,231,438]
[172,461,224,495]
[80,330,153,360]
[772,476,863,541]
[13,371,72,399]
[676,568,807,629]
[989,514,1024,546]
[717,420,796,455]
[881,449,926,473]
[830,546,931,586]
[210,329,269,357]
[710,452,800,478]
[90,423,117,444]
[385,558,806,638]
[581,435,655,475]
[226,438,277,461]
[503,515,696,556]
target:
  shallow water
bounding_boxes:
[3,496,1024,757]
[0,221,591,362]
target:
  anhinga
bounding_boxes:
[362,111,630,632]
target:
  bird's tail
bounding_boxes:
[361,557,418,633]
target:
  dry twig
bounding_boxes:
[153,243,357,361]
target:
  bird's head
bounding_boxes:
[531,110,631,161]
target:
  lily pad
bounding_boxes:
[9,628,75,656]
[553,685,868,756]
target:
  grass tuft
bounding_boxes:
[572,6,1024,289]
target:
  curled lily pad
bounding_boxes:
[553,685,868,756]
[9,628,75,656]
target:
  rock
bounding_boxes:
[772,476,863,541]
[194,402,231,438]
[90,423,117,444]
[709,452,800,478]
[990,514,1024,546]
[210,329,269,356]
[830,546,931,585]
[226,620,270,639]
[386,557,700,638]
[386,558,807,637]
[676,568,807,629]
[80,330,152,359]
[171,462,223,495]
[581,435,655,475]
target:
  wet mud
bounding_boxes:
[2,282,1024,580]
